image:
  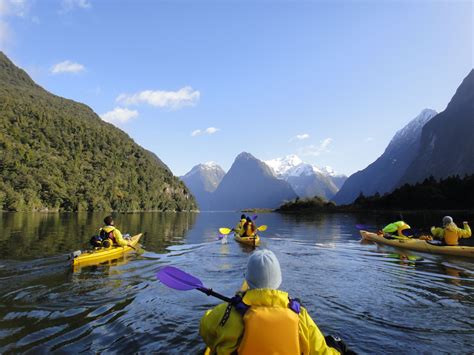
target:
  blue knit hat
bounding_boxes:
[245,249,282,289]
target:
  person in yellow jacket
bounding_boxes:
[241,217,257,237]
[431,216,471,246]
[99,216,130,247]
[381,221,413,239]
[200,249,345,354]
[234,214,247,236]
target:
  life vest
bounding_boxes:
[243,222,255,237]
[100,227,117,244]
[443,224,459,246]
[237,298,301,355]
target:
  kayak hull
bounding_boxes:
[360,230,474,258]
[234,233,260,247]
[71,233,143,268]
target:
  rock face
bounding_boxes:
[0,51,196,211]
[333,109,438,205]
[399,70,474,186]
[265,155,346,200]
[181,162,226,210]
[210,152,298,210]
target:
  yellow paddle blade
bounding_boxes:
[257,225,267,232]
[219,227,232,235]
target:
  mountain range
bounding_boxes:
[334,69,474,205]
[0,52,196,212]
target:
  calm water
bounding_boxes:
[0,212,473,354]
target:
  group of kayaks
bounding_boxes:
[68,225,473,271]
[360,230,474,258]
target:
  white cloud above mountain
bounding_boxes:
[117,86,200,110]
[191,127,220,136]
[100,107,138,124]
[299,137,333,157]
[50,60,85,74]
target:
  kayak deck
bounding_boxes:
[234,233,260,247]
[71,233,143,267]
[360,230,474,258]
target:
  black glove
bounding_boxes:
[325,335,357,355]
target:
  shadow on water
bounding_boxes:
[0,211,473,353]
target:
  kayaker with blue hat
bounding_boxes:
[431,216,471,246]
[200,249,350,354]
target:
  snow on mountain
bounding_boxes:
[264,155,340,179]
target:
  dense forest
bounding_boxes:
[0,52,197,212]
[277,175,474,212]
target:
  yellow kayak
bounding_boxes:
[71,233,143,268]
[360,231,474,258]
[234,233,260,247]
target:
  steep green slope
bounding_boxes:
[0,52,196,211]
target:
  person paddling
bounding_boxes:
[95,216,130,248]
[235,214,247,236]
[431,216,471,246]
[199,250,350,354]
[379,221,413,239]
[241,216,257,237]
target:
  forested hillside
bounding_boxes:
[0,52,196,212]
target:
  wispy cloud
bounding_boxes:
[117,86,200,110]
[60,0,91,13]
[191,127,220,137]
[299,137,333,157]
[289,133,310,142]
[50,60,86,74]
[0,0,31,50]
[100,107,138,124]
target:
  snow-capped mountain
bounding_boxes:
[333,108,438,205]
[264,155,347,200]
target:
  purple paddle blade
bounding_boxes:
[157,266,204,291]
[252,215,258,221]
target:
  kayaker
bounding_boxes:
[200,250,350,354]
[235,214,247,235]
[380,221,413,239]
[430,216,471,246]
[242,216,257,237]
[99,216,129,248]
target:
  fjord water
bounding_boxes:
[0,212,473,353]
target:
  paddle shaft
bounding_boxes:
[197,287,232,303]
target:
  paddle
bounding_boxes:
[157,266,231,302]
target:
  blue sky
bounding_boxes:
[1,0,472,176]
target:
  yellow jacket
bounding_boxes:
[100,225,128,247]
[235,219,247,236]
[382,221,412,239]
[200,288,340,355]
[431,222,471,246]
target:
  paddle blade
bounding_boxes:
[219,227,232,235]
[257,225,267,232]
[252,215,258,221]
[157,266,204,291]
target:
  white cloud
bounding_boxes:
[0,0,29,17]
[60,0,91,13]
[205,127,219,134]
[365,137,374,142]
[117,86,200,110]
[100,107,138,124]
[191,127,220,137]
[50,60,85,74]
[296,134,310,140]
[299,137,333,157]
[0,0,30,50]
